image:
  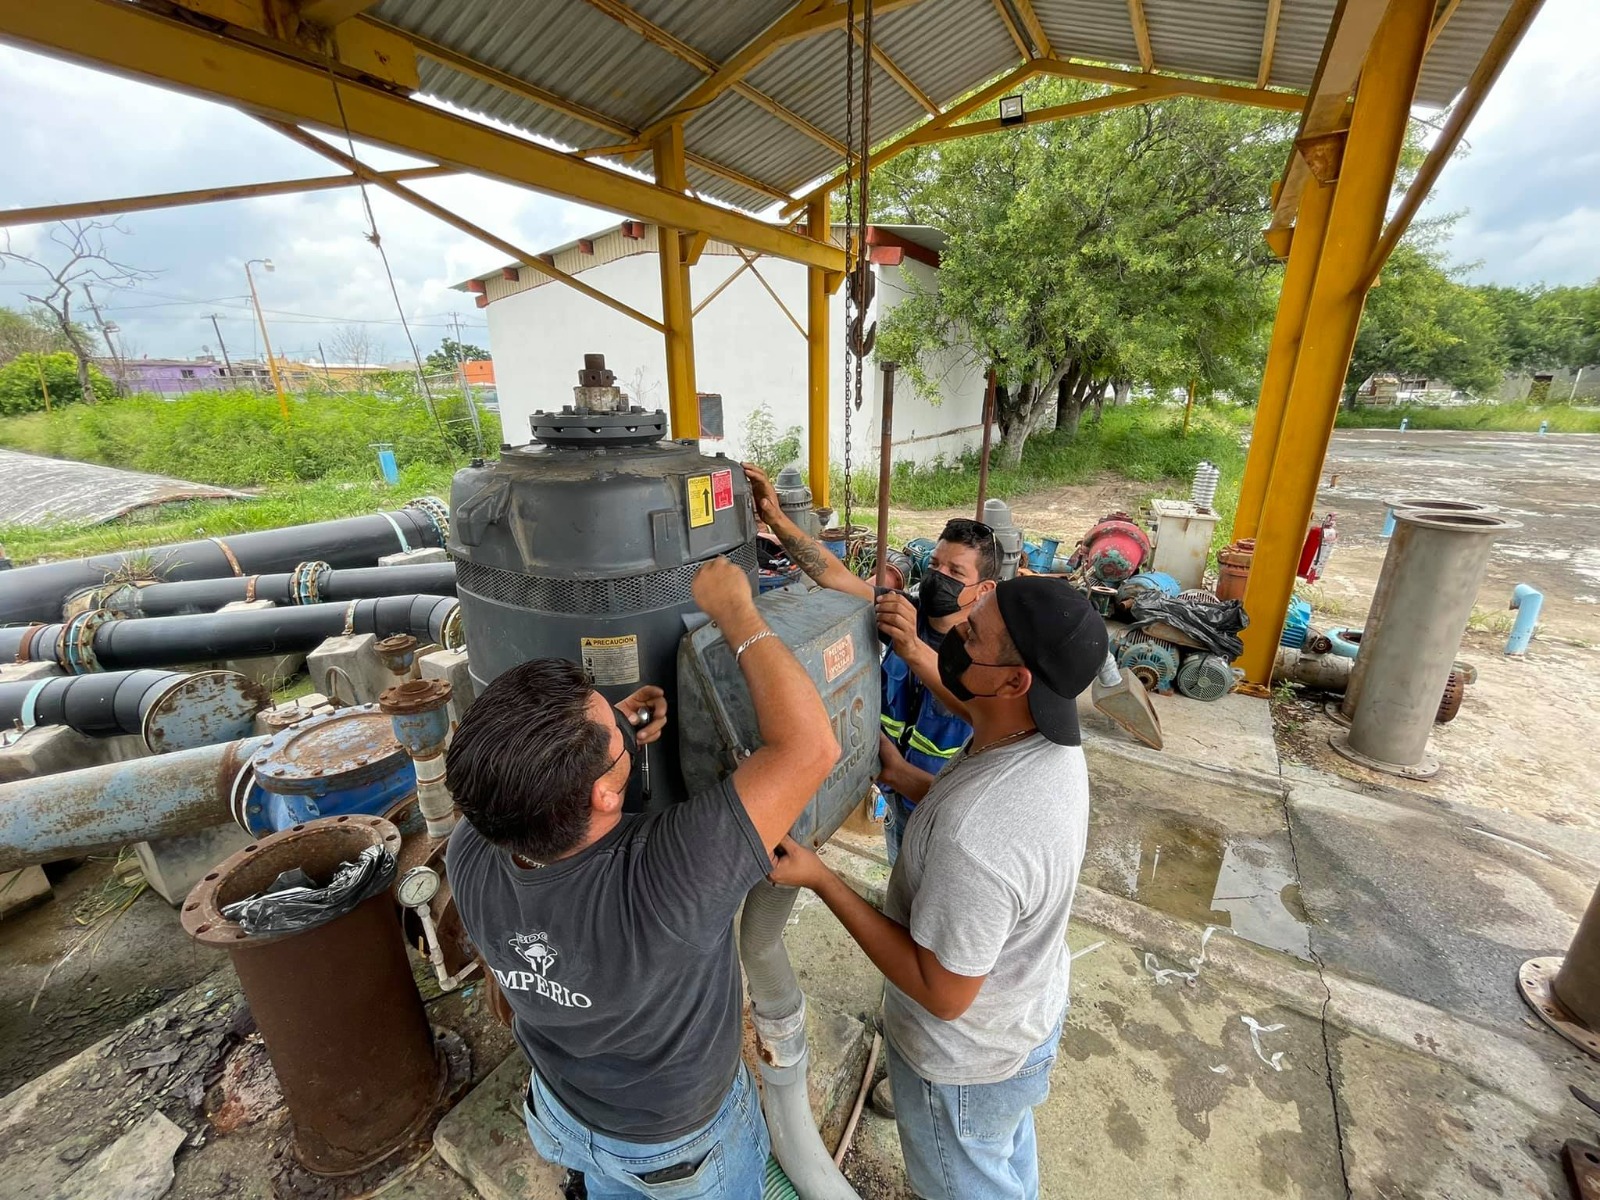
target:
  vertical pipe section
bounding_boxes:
[380,679,457,839]
[876,363,897,589]
[183,817,441,1175]
[808,194,834,510]
[1332,510,1519,776]
[653,127,698,440]
[1233,176,1335,541]
[1505,583,1544,656]
[976,368,996,522]
[1554,885,1600,1032]
[1236,0,1434,686]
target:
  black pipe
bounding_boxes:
[101,562,457,618]
[0,669,182,737]
[1,595,462,671]
[0,501,449,627]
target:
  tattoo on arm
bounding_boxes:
[777,526,835,583]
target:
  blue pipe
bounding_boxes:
[1400,417,1409,432]
[0,736,270,872]
[1381,507,1397,538]
[1506,584,1543,655]
[1539,420,1549,435]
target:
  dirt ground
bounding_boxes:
[892,430,1600,833]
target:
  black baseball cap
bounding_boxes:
[993,576,1109,746]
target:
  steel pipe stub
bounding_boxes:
[1518,957,1600,1060]
[183,817,469,1189]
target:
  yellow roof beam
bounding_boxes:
[0,0,842,271]
[0,165,453,228]
[1035,60,1306,111]
[899,84,1179,146]
[990,0,1032,59]
[1268,0,1390,231]
[1257,0,1282,88]
[1127,0,1154,72]
[576,0,846,157]
[1365,0,1547,287]
[294,0,378,27]
[1012,0,1056,60]
[361,16,794,204]
[852,23,939,115]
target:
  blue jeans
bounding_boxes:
[883,795,913,866]
[884,1020,1062,1200]
[522,1062,770,1199]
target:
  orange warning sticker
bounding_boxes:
[824,634,855,682]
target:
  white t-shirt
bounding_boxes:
[882,733,1089,1085]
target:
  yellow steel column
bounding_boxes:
[1233,174,1335,541]
[1237,0,1432,685]
[652,126,698,437]
[807,194,832,507]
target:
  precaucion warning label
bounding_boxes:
[581,635,641,686]
[687,474,714,528]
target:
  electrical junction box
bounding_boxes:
[677,589,879,848]
[1147,500,1219,591]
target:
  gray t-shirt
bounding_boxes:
[446,778,774,1140]
[882,733,1089,1085]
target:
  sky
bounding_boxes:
[0,0,1596,362]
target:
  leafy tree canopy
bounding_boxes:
[0,351,116,416]
[425,337,491,373]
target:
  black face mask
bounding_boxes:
[918,570,968,621]
[937,630,1009,701]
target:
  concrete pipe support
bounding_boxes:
[1333,510,1519,778]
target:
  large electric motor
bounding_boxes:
[449,354,756,809]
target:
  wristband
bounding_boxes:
[733,629,775,663]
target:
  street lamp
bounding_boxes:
[244,258,290,420]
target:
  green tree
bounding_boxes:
[874,79,1296,464]
[1477,282,1600,376]
[0,351,116,415]
[425,337,490,373]
[0,306,69,365]
[1346,230,1507,402]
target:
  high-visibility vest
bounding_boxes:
[880,628,971,811]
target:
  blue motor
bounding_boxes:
[1280,597,1313,649]
[1115,571,1181,609]
[232,704,416,836]
[1116,630,1181,693]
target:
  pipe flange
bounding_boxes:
[375,633,419,677]
[1518,956,1600,1061]
[1435,670,1467,724]
[57,609,110,675]
[290,561,330,606]
[438,603,466,651]
[405,496,451,546]
[378,678,452,717]
[141,670,270,755]
[1329,730,1439,780]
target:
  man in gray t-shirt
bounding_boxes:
[771,576,1106,1200]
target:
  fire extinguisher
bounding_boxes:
[1297,512,1337,583]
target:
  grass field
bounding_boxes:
[1334,402,1600,433]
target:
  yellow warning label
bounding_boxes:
[581,635,640,686]
[687,474,714,528]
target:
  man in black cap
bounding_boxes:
[769,576,1107,1200]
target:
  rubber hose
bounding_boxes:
[739,883,860,1199]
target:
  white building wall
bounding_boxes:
[485,247,985,476]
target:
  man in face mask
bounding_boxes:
[768,578,1107,1200]
[743,465,1000,865]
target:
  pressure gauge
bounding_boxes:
[397,865,441,909]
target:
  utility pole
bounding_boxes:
[82,284,125,389]
[208,314,235,383]
[245,258,290,420]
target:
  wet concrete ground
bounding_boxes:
[1317,429,1600,642]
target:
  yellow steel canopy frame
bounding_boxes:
[0,0,1541,671]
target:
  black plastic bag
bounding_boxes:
[222,844,397,936]
[1128,594,1250,659]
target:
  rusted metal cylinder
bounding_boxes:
[1555,886,1600,1031]
[183,816,441,1175]
[379,679,456,839]
[375,633,422,682]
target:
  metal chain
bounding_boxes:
[842,0,856,539]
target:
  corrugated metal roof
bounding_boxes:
[370,0,1513,216]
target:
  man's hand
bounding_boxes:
[615,686,667,745]
[875,591,921,660]
[767,834,832,890]
[877,732,909,792]
[742,463,786,528]
[692,555,757,628]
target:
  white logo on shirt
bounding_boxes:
[495,932,593,1009]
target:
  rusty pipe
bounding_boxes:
[876,362,896,590]
[0,735,269,872]
[976,368,995,521]
[380,679,456,839]
[183,816,442,1175]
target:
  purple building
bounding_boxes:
[95,356,274,397]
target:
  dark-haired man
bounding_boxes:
[744,464,1000,864]
[445,555,839,1200]
[770,576,1107,1200]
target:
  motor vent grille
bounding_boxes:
[455,540,757,616]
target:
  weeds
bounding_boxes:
[1334,403,1600,434]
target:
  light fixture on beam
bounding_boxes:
[999,94,1025,126]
